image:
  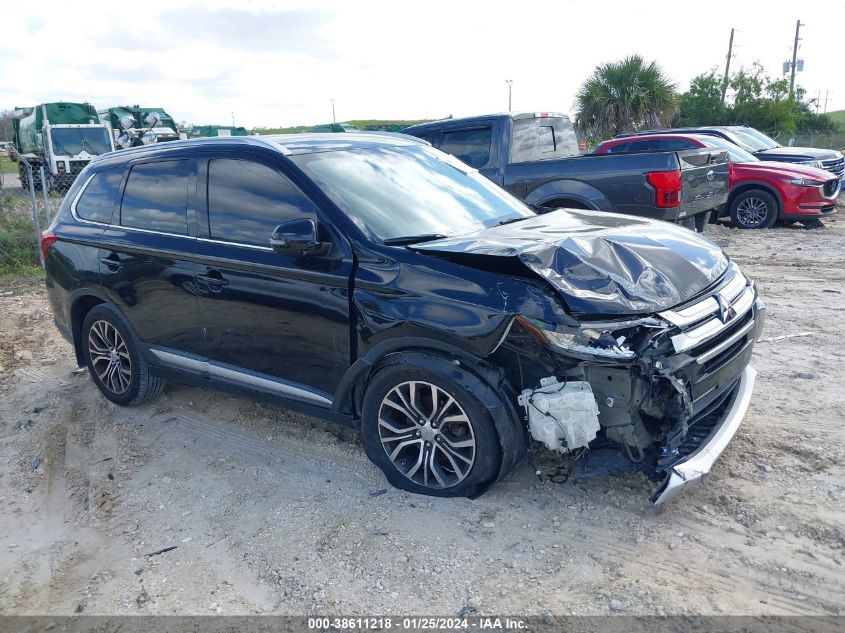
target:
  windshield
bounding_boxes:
[726,128,780,152]
[292,145,535,242]
[50,127,112,156]
[696,136,759,163]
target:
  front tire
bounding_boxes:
[730,190,778,229]
[82,305,165,406]
[360,359,502,497]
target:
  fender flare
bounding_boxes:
[523,179,611,211]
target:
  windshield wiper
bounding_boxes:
[495,216,529,227]
[383,233,447,246]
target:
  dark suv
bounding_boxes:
[43,134,763,504]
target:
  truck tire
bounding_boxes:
[18,164,43,192]
[729,190,777,229]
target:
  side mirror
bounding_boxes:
[270,218,330,258]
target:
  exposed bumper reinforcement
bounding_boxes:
[651,365,757,505]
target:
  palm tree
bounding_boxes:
[575,55,679,141]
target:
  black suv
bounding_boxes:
[43,134,763,504]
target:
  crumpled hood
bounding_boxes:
[412,209,729,316]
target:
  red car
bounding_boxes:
[594,134,840,229]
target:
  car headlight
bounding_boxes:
[516,315,666,361]
[800,160,823,169]
[788,178,824,187]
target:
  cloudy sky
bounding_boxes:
[0,0,841,129]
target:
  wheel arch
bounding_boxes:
[728,181,783,219]
[334,338,527,491]
[69,290,124,366]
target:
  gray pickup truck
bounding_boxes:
[403,112,729,229]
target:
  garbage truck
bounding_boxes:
[12,102,115,190]
[98,105,180,149]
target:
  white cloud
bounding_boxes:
[0,0,841,128]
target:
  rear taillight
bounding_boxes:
[728,162,735,189]
[40,231,57,262]
[646,170,681,208]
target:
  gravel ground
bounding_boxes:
[0,215,843,617]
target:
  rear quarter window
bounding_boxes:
[75,168,124,224]
[510,117,580,163]
[120,160,190,235]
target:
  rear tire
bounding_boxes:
[82,305,165,406]
[729,189,778,229]
[360,358,502,497]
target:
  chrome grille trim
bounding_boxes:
[695,319,755,364]
[660,266,747,328]
[670,285,755,353]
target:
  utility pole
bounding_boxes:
[330,99,336,123]
[231,112,235,126]
[505,80,513,111]
[721,28,735,104]
[823,90,829,113]
[788,20,804,101]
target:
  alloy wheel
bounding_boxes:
[736,196,769,227]
[377,380,476,489]
[88,320,132,394]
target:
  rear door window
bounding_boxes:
[625,139,661,152]
[660,138,698,151]
[120,160,190,234]
[206,159,320,247]
[76,168,123,224]
[439,127,492,168]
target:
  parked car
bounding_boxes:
[42,134,763,504]
[403,113,729,231]
[594,134,840,228]
[618,126,845,183]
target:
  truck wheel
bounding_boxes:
[729,190,777,229]
[360,360,502,498]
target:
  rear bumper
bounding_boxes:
[651,365,757,505]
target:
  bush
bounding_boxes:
[0,195,41,276]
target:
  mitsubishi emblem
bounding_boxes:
[715,294,735,323]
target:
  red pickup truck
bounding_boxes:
[594,133,840,229]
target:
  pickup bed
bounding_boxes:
[403,112,729,226]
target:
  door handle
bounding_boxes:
[100,253,122,271]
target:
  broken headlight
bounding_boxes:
[517,316,668,361]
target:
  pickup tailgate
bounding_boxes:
[677,149,730,219]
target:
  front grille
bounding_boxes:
[821,156,844,179]
[69,160,89,175]
[659,264,757,407]
[823,179,840,198]
[674,375,740,460]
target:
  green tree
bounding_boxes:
[574,55,679,140]
[677,70,726,126]
[679,64,838,135]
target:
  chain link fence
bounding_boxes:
[774,130,845,151]
[0,155,74,275]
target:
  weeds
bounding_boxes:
[0,195,42,276]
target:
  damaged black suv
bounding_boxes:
[43,133,764,504]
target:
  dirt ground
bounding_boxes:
[0,216,843,617]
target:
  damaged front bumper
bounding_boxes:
[651,365,757,505]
